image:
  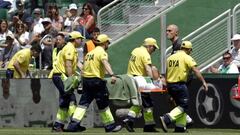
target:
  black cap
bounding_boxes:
[31,43,42,53]
[16,1,24,8]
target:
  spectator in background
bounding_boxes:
[210,52,239,73]
[166,24,182,55]
[14,22,30,47]
[10,1,33,32]
[6,0,17,13]
[30,0,55,13]
[78,3,96,34]
[0,0,12,9]
[64,3,80,32]
[46,4,63,31]
[40,17,58,70]
[0,33,20,69]
[32,8,44,35]
[0,19,13,46]
[83,27,100,56]
[230,34,240,70]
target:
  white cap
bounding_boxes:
[6,33,15,39]
[231,34,240,41]
[69,3,77,10]
[42,18,52,23]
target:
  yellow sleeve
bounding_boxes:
[64,49,75,60]
[100,52,108,61]
[16,54,26,64]
[142,53,151,65]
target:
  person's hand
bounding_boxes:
[15,34,19,39]
[32,33,41,41]
[209,66,218,73]
[66,10,71,18]
[21,73,26,78]
[13,16,19,23]
[203,82,208,92]
[73,21,79,27]
[111,75,117,84]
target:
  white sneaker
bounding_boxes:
[159,116,168,132]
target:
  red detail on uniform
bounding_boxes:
[233,75,240,100]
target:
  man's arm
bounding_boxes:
[65,60,73,76]
[145,64,153,78]
[192,66,208,91]
[209,66,219,73]
[13,60,25,78]
[102,59,116,84]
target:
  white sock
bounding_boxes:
[186,115,193,123]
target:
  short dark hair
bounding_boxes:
[16,0,24,8]
[31,44,42,53]
[57,33,65,38]
[223,51,232,58]
[92,27,100,33]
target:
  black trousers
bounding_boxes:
[52,74,76,108]
[79,77,109,110]
[167,83,189,111]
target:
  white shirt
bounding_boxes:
[32,18,44,35]
[18,31,30,45]
[218,62,239,73]
[0,30,13,44]
[230,48,240,67]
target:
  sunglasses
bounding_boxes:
[83,8,89,10]
[166,29,172,32]
[17,26,24,28]
[223,57,231,60]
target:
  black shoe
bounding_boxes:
[159,116,168,132]
[143,125,159,132]
[78,126,86,132]
[123,118,135,132]
[64,126,86,132]
[105,124,122,132]
[52,122,64,132]
[52,127,63,132]
[66,121,86,132]
[186,119,194,128]
[174,126,187,133]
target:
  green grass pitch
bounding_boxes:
[0,128,239,135]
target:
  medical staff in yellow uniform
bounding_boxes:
[67,34,122,132]
[51,31,85,132]
[123,38,160,132]
[159,41,208,133]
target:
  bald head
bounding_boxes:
[166,24,179,42]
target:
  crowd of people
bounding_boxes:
[0,0,98,73]
[0,0,239,134]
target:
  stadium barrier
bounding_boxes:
[0,74,240,128]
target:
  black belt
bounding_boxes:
[168,82,186,85]
[53,73,62,76]
[7,69,14,72]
